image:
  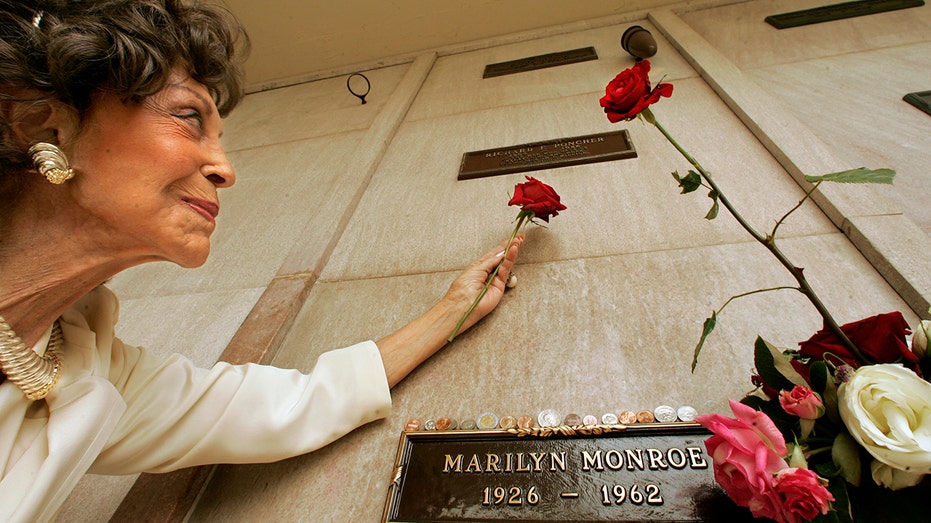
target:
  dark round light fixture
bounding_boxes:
[621,25,657,60]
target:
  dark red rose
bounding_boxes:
[600,60,673,122]
[792,312,919,381]
[508,176,566,222]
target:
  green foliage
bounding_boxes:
[705,189,719,220]
[690,312,717,372]
[832,433,862,487]
[816,478,854,523]
[804,167,895,185]
[754,337,797,392]
[672,170,702,193]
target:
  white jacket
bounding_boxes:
[0,286,392,522]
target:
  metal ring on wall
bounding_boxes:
[347,73,371,104]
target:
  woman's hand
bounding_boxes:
[444,235,524,333]
[376,237,524,387]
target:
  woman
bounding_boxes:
[0,1,522,520]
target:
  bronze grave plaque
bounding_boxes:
[457,130,636,181]
[483,47,598,78]
[382,423,752,522]
[904,90,931,117]
[765,0,924,29]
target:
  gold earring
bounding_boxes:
[28,142,75,184]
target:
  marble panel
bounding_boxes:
[58,473,137,523]
[110,286,265,367]
[407,20,697,122]
[680,0,931,70]
[109,130,365,298]
[843,214,931,316]
[321,76,837,282]
[220,63,409,152]
[747,43,931,233]
[191,233,917,521]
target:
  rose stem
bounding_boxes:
[448,210,531,342]
[642,108,868,364]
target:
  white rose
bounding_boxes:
[838,364,931,476]
[870,459,925,490]
[912,320,930,358]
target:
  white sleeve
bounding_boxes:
[89,340,392,474]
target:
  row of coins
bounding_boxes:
[404,405,698,432]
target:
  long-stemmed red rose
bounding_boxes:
[599,60,894,368]
[600,59,673,122]
[448,176,565,342]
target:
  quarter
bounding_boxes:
[538,409,561,427]
[677,406,698,422]
[653,405,677,423]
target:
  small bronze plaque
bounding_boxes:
[458,130,636,181]
[765,0,924,29]
[383,423,751,522]
[483,47,598,78]
[904,90,931,117]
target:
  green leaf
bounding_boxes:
[820,477,853,523]
[832,432,861,487]
[809,361,828,394]
[822,368,841,424]
[690,312,717,372]
[754,337,798,392]
[672,170,702,194]
[704,190,719,220]
[804,167,895,185]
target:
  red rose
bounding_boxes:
[771,468,834,523]
[599,60,673,122]
[793,312,918,381]
[778,385,824,420]
[508,176,566,222]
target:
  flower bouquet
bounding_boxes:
[600,60,931,522]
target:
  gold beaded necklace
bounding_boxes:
[0,316,63,400]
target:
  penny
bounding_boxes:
[538,409,561,427]
[423,418,437,430]
[499,415,517,429]
[677,406,698,422]
[654,405,677,423]
[404,419,422,431]
[601,412,619,425]
[476,412,499,430]
[636,410,655,423]
[516,415,535,429]
[459,418,476,430]
[435,417,453,430]
[582,414,598,426]
[564,413,582,426]
[618,410,638,424]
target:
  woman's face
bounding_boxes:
[67,69,235,268]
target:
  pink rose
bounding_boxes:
[772,468,834,523]
[696,400,788,520]
[779,386,824,420]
